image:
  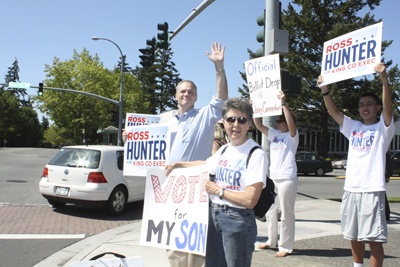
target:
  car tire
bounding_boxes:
[105,185,127,216]
[48,199,66,208]
[316,168,325,176]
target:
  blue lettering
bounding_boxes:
[175,220,207,253]
[246,59,277,76]
[324,40,377,71]
[125,140,167,160]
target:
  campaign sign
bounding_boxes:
[140,166,209,256]
[125,113,161,127]
[123,123,169,176]
[244,54,282,118]
[320,22,382,86]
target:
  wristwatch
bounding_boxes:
[218,188,225,199]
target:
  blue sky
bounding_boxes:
[1,0,398,117]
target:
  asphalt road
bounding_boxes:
[1,147,399,266]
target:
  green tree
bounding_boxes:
[133,41,179,114]
[35,48,147,145]
[4,58,31,107]
[0,60,42,147]
[154,45,180,113]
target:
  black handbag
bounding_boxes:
[253,176,276,219]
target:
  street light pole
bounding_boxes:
[91,36,124,146]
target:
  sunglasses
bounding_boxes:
[275,119,286,123]
[225,116,248,124]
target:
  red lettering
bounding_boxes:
[127,116,146,123]
[219,159,227,167]
[151,172,208,203]
[127,131,150,140]
[326,38,353,53]
[153,161,166,167]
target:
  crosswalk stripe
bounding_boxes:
[0,234,85,239]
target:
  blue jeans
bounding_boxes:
[206,203,257,267]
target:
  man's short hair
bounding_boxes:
[359,93,382,106]
[176,80,197,94]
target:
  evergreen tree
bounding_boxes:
[154,45,179,113]
[133,41,179,114]
[0,59,42,147]
[4,58,30,107]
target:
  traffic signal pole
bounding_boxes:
[169,0,215,42]
[30,84,119,105]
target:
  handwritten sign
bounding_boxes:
[140,166,209,256]
[244,54,282,118]
[320,22,382,86]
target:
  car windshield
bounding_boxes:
[48,148,101,168]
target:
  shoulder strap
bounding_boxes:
[220,145,260,167]
[220,145,228,155]
[246,146,261,167]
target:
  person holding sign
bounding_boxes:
[252,91,299,257]
[165,97,268,267]
[122,42,228,267]
[318,62,394,267]
[165,42,228,267]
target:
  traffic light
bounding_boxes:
[281,70,301,96]
[157,22,169,49]
[255,10,266,58]
[38,82,44,96]
[139,38,156,68]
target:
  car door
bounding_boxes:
[296,153,307,173]
[391,151,400,175]
[116,150,146,202]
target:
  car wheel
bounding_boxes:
[48,199,66,208]
[105,186,127,216]
[316,168,325,176]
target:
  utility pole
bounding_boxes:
[261,0,281,153]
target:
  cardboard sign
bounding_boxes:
[140,166,209,256]
[320,22,382,85]
[70,256,144,267]
[244,54,282,118]
[123,123,169,176]
[125,113,161,127]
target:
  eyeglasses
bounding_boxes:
[275,119,286,124]
[225,116,248,124]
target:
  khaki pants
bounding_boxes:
[166,249,205,267]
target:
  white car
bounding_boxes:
[39,145,145,216]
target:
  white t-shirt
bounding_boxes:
[341,114,395,192]
[206,138,268,208]
[268,128,299,180]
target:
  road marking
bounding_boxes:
[0,234,85,239]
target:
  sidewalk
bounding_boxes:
[34,199,400,267]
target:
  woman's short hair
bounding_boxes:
[222,97,253,122]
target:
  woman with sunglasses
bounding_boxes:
[165,97,268,267]
[253,91,299,257]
